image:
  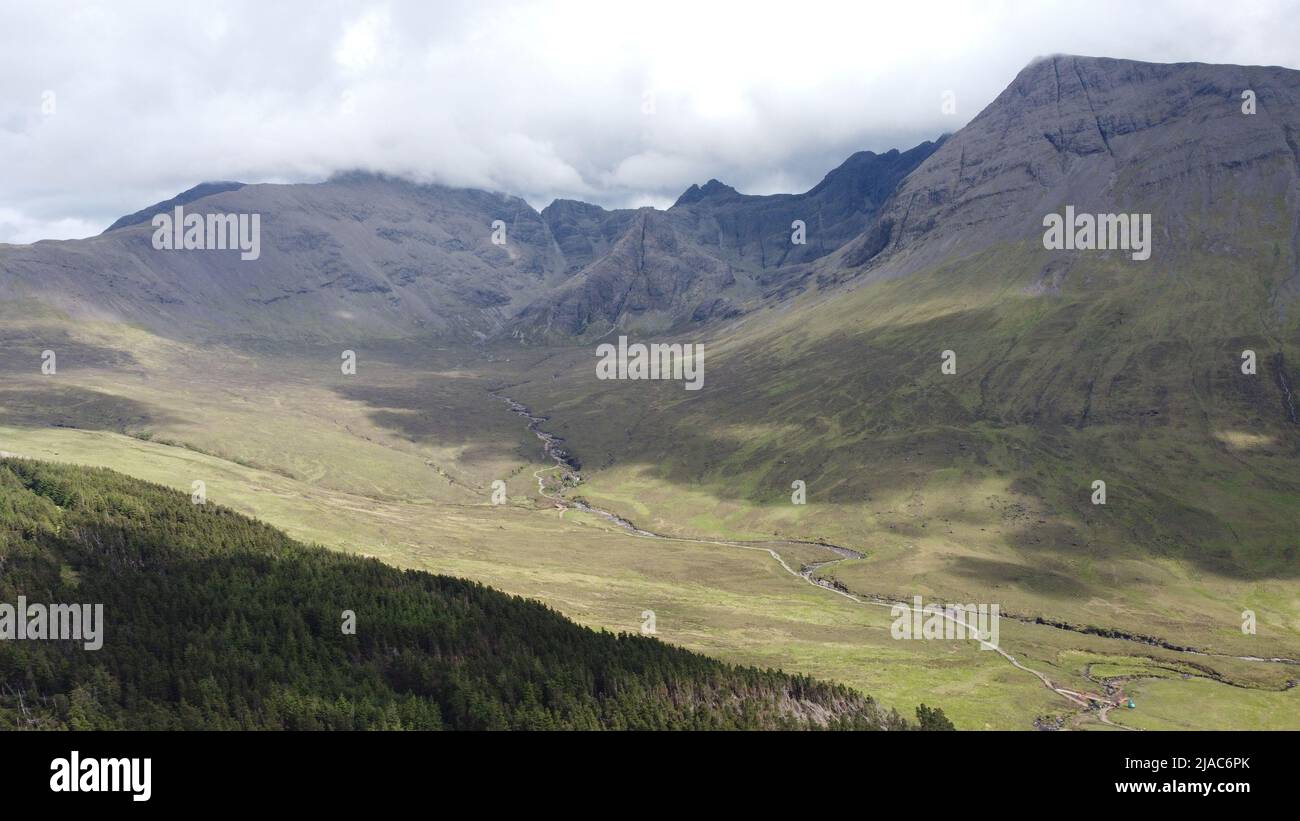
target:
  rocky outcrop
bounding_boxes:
[837,55,1300,278]
[512,139,941,339]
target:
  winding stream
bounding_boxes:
[494,391,1297,728]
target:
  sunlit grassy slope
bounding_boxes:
[507,210,1300,672]
[2,220,1297,733]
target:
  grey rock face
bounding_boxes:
[539,199,640,274]
[1,172,570,342]
[670,142,943,270]
[0,137,936,342]
[512,140,941,338]
[837,55,1300,278]
[515,208,746,338]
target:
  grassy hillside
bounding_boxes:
[2,307,1296,729]
[510,213,1300,663]
[0,457,927,730]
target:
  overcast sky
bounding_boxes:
[2,0,1298,243]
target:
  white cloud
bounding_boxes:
[0,208,101,244]
[1,0,1298,242]
[335,8,391,72]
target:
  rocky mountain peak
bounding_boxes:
[102,180,246,233]
[672,178,740,207]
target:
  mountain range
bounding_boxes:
[0,135,944,342]
[3,54,1299,730]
